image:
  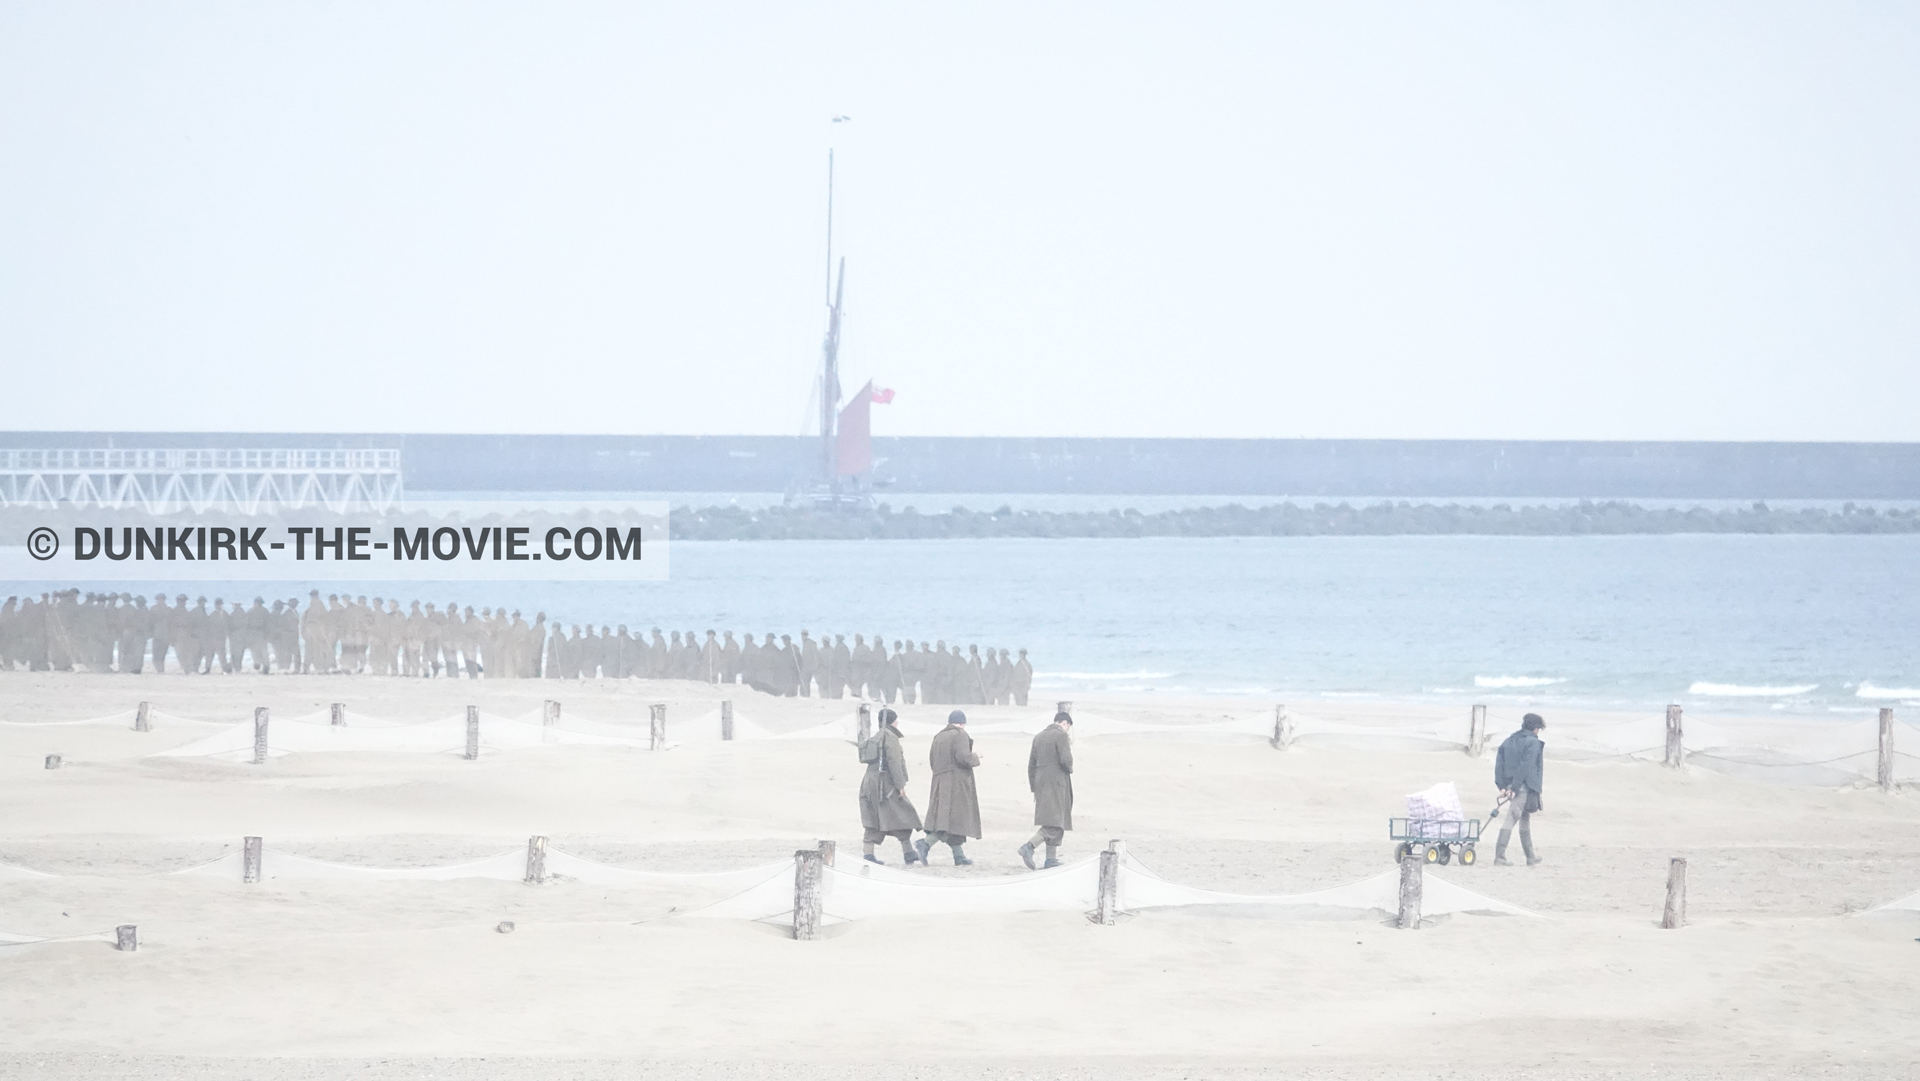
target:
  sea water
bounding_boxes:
[138,532,1919,718]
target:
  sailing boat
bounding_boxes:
[786,152,891,510]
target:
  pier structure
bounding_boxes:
[0,448,403,514]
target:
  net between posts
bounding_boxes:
[120,700,1917,786]
[0,927,120,947]
[173,849,527,882]
[280,709,410,728]
[148,712,660,760]
[0,709,140,728]
[166,846,789,891]
[1678,716,1920,786]
[0,860,58,882]
[1275,711,1920,787]
[1866,888,1920,915]
[681,852,1539,925]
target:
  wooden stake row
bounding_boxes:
[83,700,1913,790]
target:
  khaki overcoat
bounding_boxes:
[1028,723,1074,830]
[924,724,983,838]
[858,725,923,832]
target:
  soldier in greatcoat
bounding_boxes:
[1011,648,1033,706]
[1019,712,1075,869]
[828,634,852,699]
[858,708,925,865]
[797,631,820,696]
[916,710,983,866]
[771,633,794,695]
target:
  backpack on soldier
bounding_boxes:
[857,735,883,765]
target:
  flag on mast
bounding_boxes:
[834,381,892,476]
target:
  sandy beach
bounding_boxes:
[2,671,1917,1080]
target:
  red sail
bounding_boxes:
[835,381,873,476]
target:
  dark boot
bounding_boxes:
[901,838,921,865]
[914,837,932,864]
[950,843,972,866]
[862,853,883,865]
[1521,824,1540,865]
[1043,843,1062,869]
[1493,828,1513,866]
[1017,842,1037,870]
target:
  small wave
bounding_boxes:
[1687,682,1818,697]
[1474,676,1567,689]
[1857,683,1920,700]
[1038,671,1176,681]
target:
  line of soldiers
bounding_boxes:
[0,590,1036,706]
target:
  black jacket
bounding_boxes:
[1495,729,1545,802]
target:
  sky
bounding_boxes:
[0,3,1915,441]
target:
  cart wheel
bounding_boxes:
[1459,846,1477,866]
[1424,845,1440,864]
[1394,842,1413,862]
[1435,845,1452,866]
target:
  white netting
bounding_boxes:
[1867,888,1920,914]
[55,700,1911,787]
[683,852,1538,925]
[0,860,57,882]
[0,708,227,729]
[278,708,411,728]
[1286,712,1471,751]
[540,850,790,892]
[148,712,658,760]
[769,714,941,740]
[0,928,120,947]
[647,708,777,743]
[1679,717,1920,786]
[163,845,788,889]
[172,849,526,882]
[0,709,141,728]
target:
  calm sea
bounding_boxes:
[75,532,1915,719]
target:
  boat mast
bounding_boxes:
[818,151,844,489]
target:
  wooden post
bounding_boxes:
[1879,708,1895,792]
[525,835,548,884]
[44,754,61,770]
[330,703,346,726]
[252,707,269,765]
[1270,704,1293,749]
[1664,704,1683,767]
[242,836,263,884]
[1397,853,1423,929]
[1468,704,1488,757]
[1662,857,1687,929]
[792,849,824,941]
[649,703,666,751]
[857,703,872,743]
[721,700,734,741]
[464,705,480,760]
[543,700,560,727]
[1095,843,1120,925]
[115,925,138,952]
[817,839,836,866]
[135,701,152,732]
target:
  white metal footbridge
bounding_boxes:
[0,448,403,514]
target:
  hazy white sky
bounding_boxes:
[1,3,1915,440]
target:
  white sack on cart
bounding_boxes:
[1406,781,1464,832]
